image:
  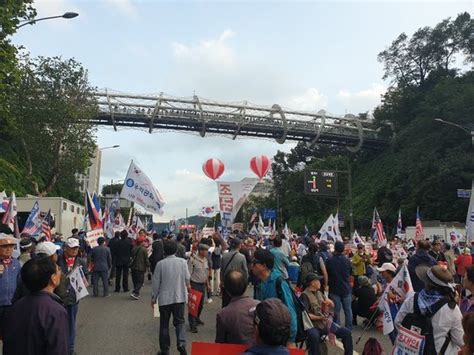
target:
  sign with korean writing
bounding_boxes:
[304,170,337,196]
[121,161,165,215]
[217,178,258,236]
[69,266,89,301]
[202,227,215,237]
[86,229,104,248]
[188,288,203,318]
[392,326,425,355]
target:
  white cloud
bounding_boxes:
[175,169,208,182]
[172,29,236,68]
[337,83,386,112]
[282,88,328,112]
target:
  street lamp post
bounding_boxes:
[99,145,120,151]
[434,118,474,146]
[15,12,79,29]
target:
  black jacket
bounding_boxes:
[56,254,88,306]
[4,291,68,355]
[149,239,164,273]
[112,237,133,267]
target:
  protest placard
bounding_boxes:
[86,229,104,248]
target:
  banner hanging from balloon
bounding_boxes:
[217,178,259,237]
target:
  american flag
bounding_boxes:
[373,208,386,244]
[22,201,42,235]
[42,209,52,241]
[415,207,424,240]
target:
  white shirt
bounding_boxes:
[395,293,464,354]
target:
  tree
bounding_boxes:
[9,56,97,197]
[0,1,36,132]
[101,183,124,196]
[377,12,472,88]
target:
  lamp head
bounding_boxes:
[62,12,79,19]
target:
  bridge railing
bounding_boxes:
[92,90,386,150]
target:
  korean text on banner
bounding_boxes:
[86,229,104,248]
[217,178,258,236]
[188,288,203,318]
[69,266,89,301]
[121,161,165,215]
[202,227,215,238]
[392,326,425,355]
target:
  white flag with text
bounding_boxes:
[121,161,165,215]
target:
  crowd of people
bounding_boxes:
[1,226,474,355]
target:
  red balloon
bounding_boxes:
[250,155,271,179]
[202,158,225,180]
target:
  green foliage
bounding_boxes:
[0,1,36,133]
[101,183,124,196]
[377,12,472,88]
[8,56,97,198]
[265,14,474,237]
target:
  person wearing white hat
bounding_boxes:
[57,237,88,355]
[395,265,464,354]
[36,241,61,263]
[0,234,21,337]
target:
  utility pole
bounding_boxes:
[348,162,354,238]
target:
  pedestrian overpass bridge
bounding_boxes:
[92,90,389,152]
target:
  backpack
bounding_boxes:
[276,277,311,344]
[298,253,322,287]
[362,337,383,355]
[298,260,314,287]
[400,292,453,355]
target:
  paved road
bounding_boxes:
[76,279,392,355]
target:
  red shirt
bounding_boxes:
[455,254,473,276]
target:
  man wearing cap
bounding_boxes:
[252,248,298,344]
[130,235,150,300]
[90,237,112,297]
[12,241,63,304]
[243,298,291,355]
[0,234,21,338]
[351,275,376,327]
[376,262,399,344]
[57,237,88,355]
[18,238,33,266]
[300,273,353,355]
[220,237,248,308]
[395,265,464,354]
[429,240,446,262]
[188,243,211,333]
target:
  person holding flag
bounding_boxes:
[57,238,88,355]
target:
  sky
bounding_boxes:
[13,0,471,221]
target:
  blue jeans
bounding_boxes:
[66,303,79,354]
[329,293,352,330]
[307,325,353,355]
